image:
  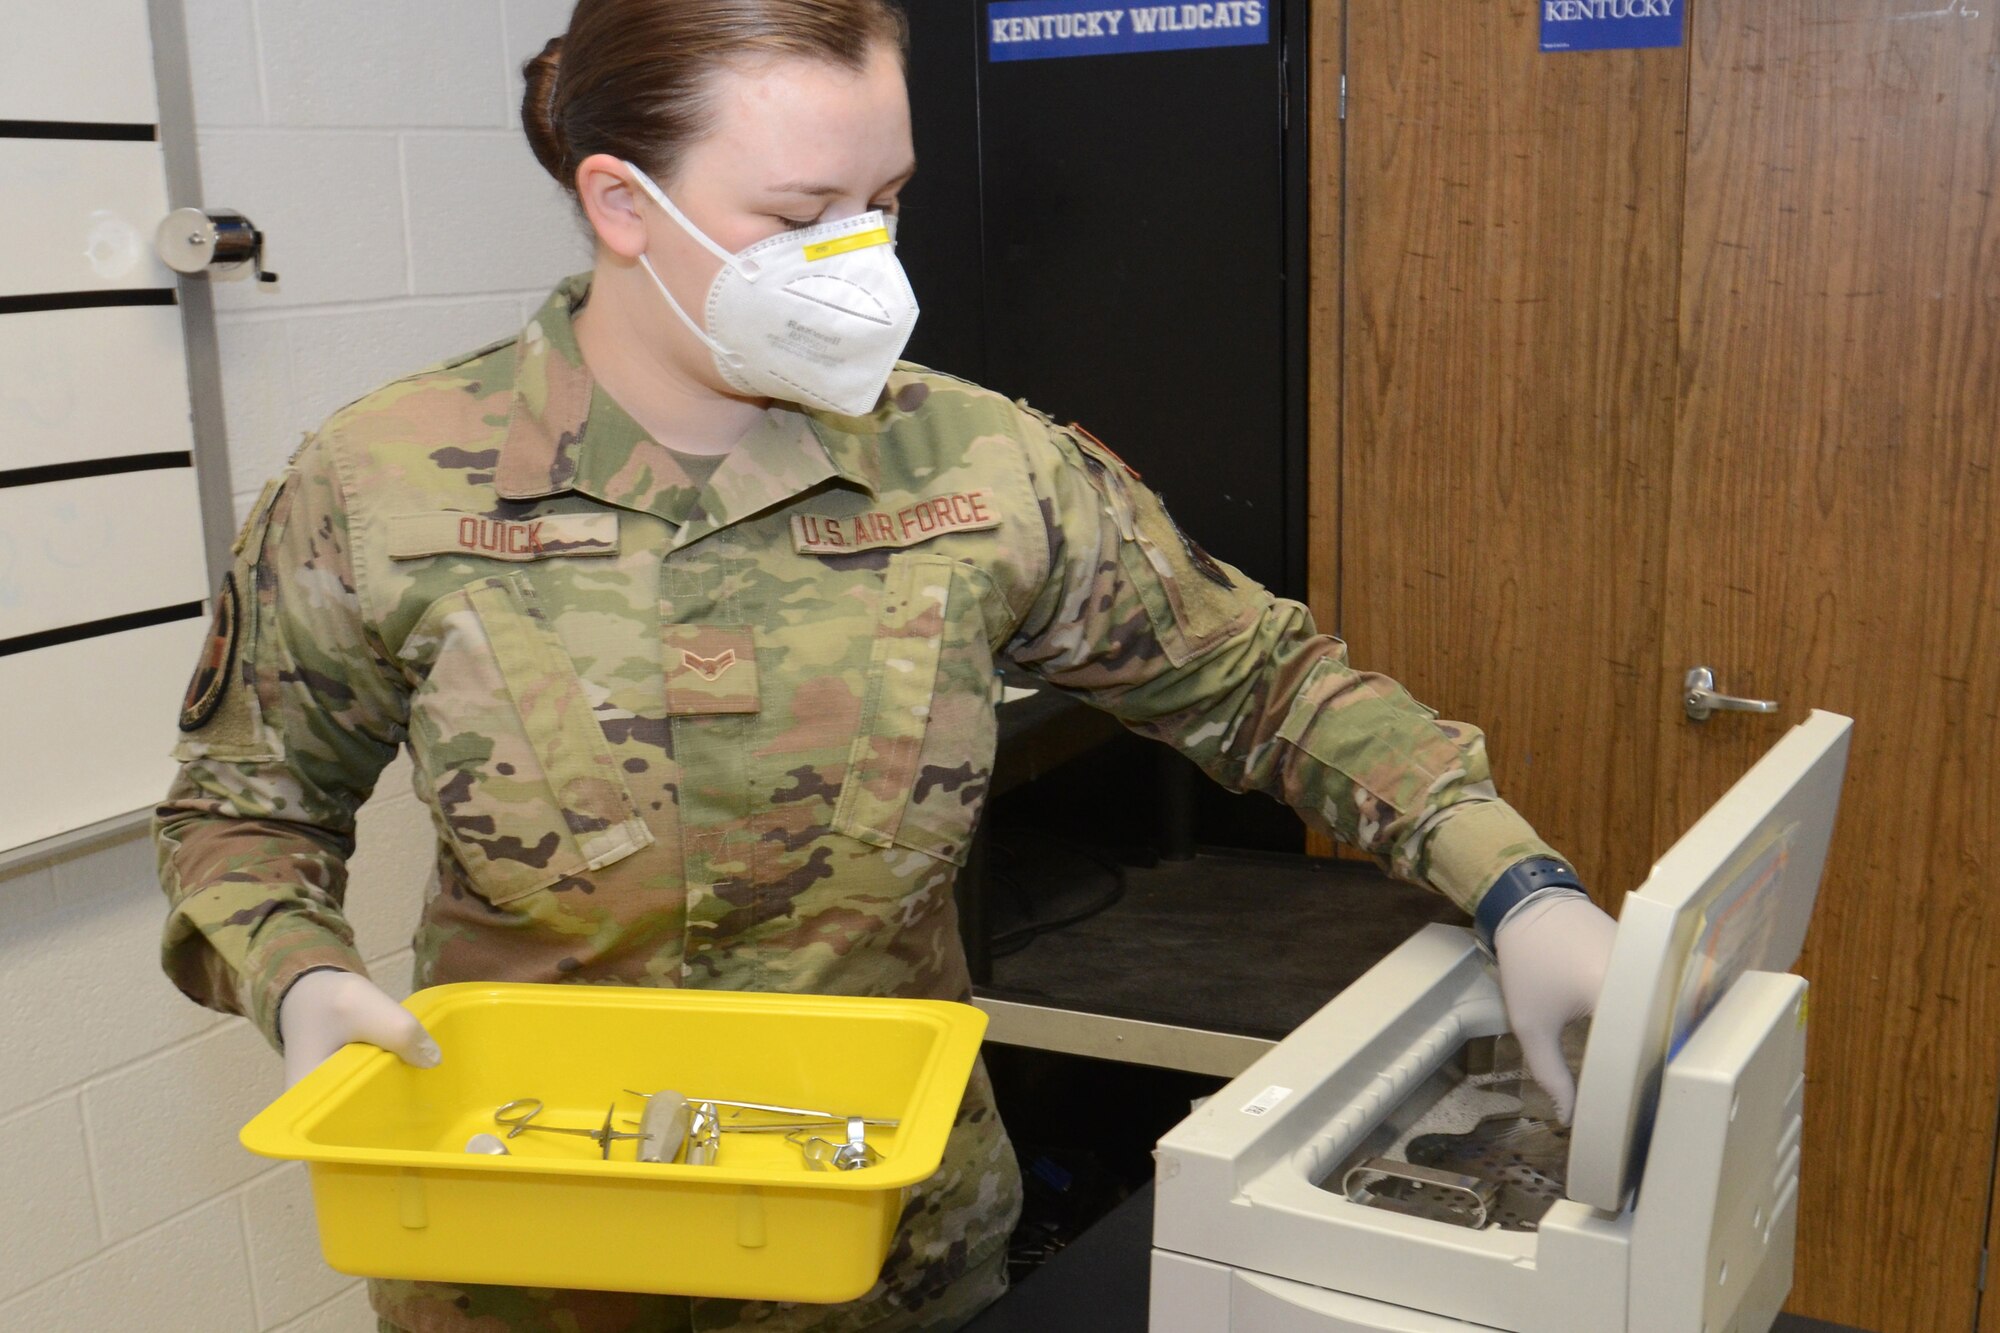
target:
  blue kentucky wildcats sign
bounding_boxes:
[1540,0,1683,53]
[987,0,1271,63]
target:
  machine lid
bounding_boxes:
[1564,709,1853,1213]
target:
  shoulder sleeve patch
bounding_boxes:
[173,474,293,762]
[178,571,239,732]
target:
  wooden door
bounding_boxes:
[1337,0,1687,902]
[1334,2,2000,1329]
[1663,3,2000,1328]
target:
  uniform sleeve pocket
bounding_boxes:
[832,555,997,866]
[413,574,652,905]
[1065,425,1254,669]
[1275,656,1449,815]
[1115,504,1255,668]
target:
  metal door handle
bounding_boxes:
[1683,666,1779,722]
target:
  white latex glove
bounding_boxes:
[277,968,441,1087]
[1493,893,1617,1123]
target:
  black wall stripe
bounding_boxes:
[0,601,204,659]
[0,120,157,142]
[0,289,177,317]
[0,452,193,491]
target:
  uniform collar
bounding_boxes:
[495,275,885,535]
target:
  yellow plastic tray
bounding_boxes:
[240,983,987,1303]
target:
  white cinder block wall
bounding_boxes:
[0,3,591,1328]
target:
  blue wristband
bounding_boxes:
[1473,857,1586,953]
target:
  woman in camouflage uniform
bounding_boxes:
[155,2,1616,1330]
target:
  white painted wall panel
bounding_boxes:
[272,1284,373,1333]
[0,614,208,851]
[242,1163,353,1326]
[0,469,208,642]
[83,1019,281,1241]
[198,129,409,310]
[0,305,195,471]
[258,0,507,128]
[0,834,226,1122]
[0,1198,256,1333]
[0,1097,102,1301]
[404,131,587,296]
[0,0,160,123]
[3,4,604,1328]
[0,139,174,296]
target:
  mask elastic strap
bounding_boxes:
[623,160,745,273]
[635,251,734,364]
[622,162,748,369]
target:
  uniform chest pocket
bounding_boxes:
[832,554,1000,866]
[410,574,653,905]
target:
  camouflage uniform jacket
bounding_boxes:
[155,274,1558,1329]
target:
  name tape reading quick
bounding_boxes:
[387,512,620,563]
[804,227,892,263]
[791,489,1000,556]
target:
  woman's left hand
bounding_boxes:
[1494,893,1618,1123]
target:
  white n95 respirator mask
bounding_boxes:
[623,161,920,417]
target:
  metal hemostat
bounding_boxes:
[1406,1115,1572,1233]
[494,1099,647,1160]
[1342,1158,1500,1229]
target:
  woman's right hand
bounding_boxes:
[277,968,441,1087]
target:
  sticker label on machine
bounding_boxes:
[987,0,1270,63]
[1540,0,1684,53]
[1240,1084,1292,1116]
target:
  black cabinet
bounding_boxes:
[898,0,1311,601]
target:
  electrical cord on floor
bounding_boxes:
[985,835,1128,958]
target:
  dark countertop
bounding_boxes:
[964,1183,1869,1333]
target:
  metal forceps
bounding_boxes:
[494,1098,647,1160]
[623,1089,897,1126]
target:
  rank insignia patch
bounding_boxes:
[179,573,240,732]
[680,648,738,682]
[664,622,760,716]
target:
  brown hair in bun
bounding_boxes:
[519,0,910,195]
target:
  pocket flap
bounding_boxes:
[419,577,652,902]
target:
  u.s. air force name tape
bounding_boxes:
[791,490,1000,556]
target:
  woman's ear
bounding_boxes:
[576,153,649,259]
